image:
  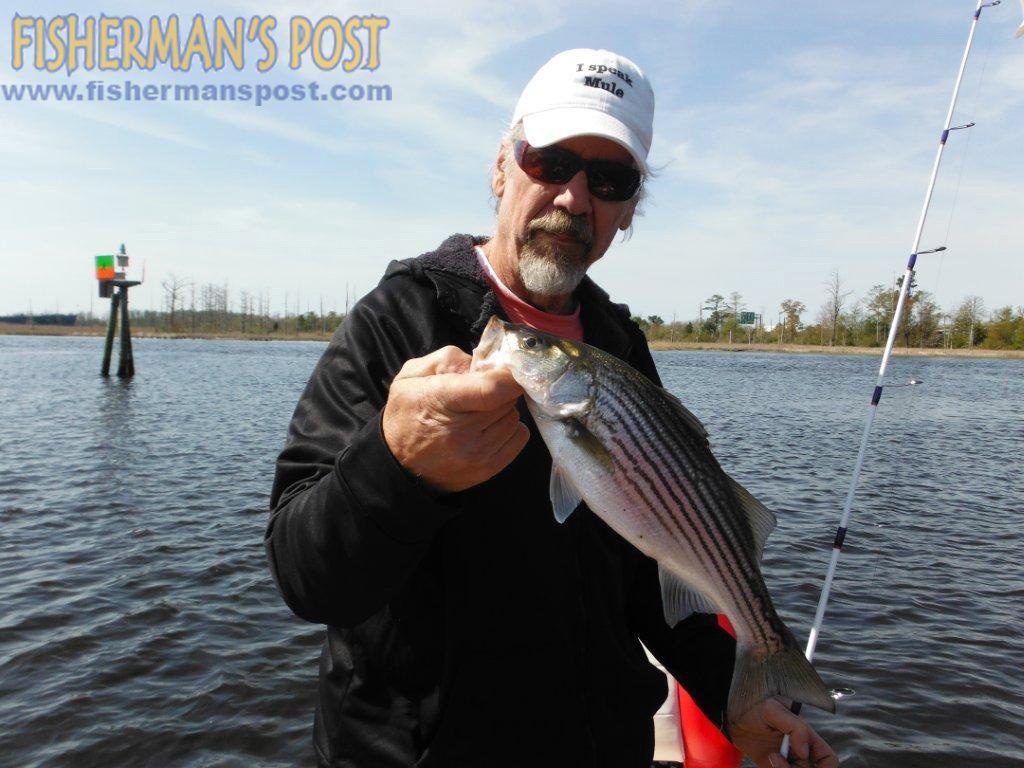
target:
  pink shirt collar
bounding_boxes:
[475,246,584,342]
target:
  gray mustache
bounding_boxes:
[527,210,593,249]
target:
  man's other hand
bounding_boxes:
[730,698,839,768]
[382,346,529,493]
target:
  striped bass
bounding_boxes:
[471,316,836,723]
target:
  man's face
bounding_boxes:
[492,135,639,297]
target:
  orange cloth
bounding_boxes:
[678,615,741,767]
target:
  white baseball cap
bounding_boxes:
[512,49,654,173]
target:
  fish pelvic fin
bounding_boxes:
[550,465,583,524]
[728,643,836,725]
[547,418,612,524]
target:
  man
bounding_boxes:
[267,49,838,768]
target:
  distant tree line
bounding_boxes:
[70,275,350,337]
[10,270,1021,350]
[0,313,78,326]
[634,272,1023,351]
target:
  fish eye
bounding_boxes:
[523,336,538,349]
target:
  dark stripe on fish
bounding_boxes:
[597,369,782,641]
[597,382,772,645]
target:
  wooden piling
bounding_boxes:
[102,290,120,377]
[117,285,135,377]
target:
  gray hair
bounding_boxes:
[494,120,651,236]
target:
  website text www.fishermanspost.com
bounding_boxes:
[3,12,393,107]
[0,80,393,107]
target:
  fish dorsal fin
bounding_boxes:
[658,565,720,627]
[550,466,583,524]
[659,388,709,442]
[728,476,777,562]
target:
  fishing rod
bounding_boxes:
[780,0,1002,759]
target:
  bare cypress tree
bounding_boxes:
[823,272,852,346]
[729,291,744,321]
[161,274,188,331]
[240,290,251,334]
[957,295,985,347]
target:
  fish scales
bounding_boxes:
[590,363,778,648]
[541,356,782,658]
[598,366,751,572]
[471,316,836,722]
[567,354,793,651]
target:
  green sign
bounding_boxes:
[739,311,757,324]
[95,254,114,268]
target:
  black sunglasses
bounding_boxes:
[513,140,642,202]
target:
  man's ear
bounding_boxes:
[491,143,509,198]
[618,198,638,231]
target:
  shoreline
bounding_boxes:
[3,324,1021,359]
[0,324,332,343]
[647,340,1024,359]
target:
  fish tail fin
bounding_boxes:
[728,643,836,723]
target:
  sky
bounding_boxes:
[1,0,1022,324]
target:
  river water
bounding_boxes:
[1,335,1021,767]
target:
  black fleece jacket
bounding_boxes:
[266,234,736,768]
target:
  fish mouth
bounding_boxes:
[472,315,507,370]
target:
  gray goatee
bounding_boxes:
[518,210,594,297]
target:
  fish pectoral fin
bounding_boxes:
[551,401,589,419]
[549,466,584,524]
[658,565,721,627]
[728,476,777,562]
[563,417,612,469]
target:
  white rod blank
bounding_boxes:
[780,0,993,759]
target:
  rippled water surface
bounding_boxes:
[1,336,1021,767]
